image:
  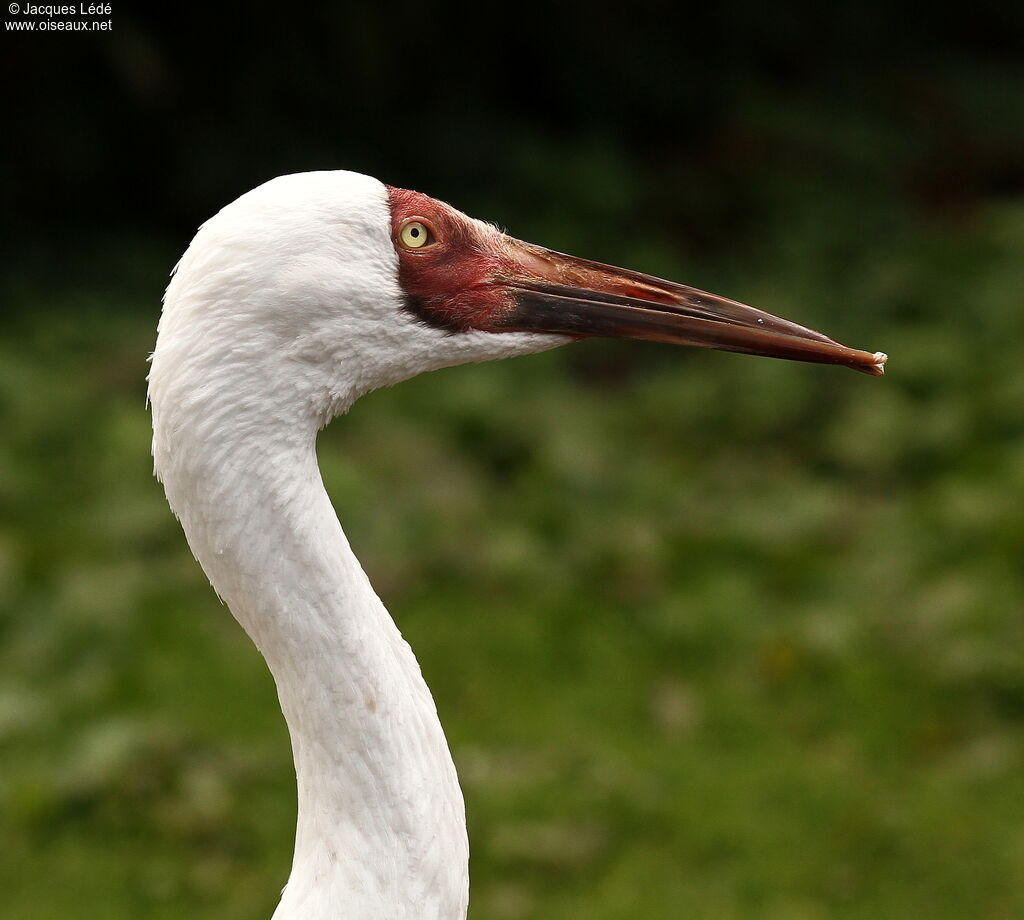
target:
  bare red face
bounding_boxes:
[386,187,513,332]
[386,186,887,376]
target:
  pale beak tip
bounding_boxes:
[863,352,888,376]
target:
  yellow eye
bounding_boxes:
[399,220,433,249]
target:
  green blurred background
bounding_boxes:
[3,5,1024,918]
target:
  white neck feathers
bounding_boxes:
[151,378,469,919]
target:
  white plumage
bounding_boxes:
[150,172,562,919]
[150,170,884,919]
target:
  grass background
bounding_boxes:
[3,5,1024,918]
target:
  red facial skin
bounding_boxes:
[386,186,514,331]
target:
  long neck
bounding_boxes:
[154,400,469,920]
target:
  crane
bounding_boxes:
[148,171,886,920]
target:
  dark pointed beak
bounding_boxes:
[488,241,886,376]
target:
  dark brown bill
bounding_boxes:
[490,246,887,376]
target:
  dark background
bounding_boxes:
[8,6,1024,259]
[3,5,1024,919]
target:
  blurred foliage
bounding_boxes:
[3,4,1024,919]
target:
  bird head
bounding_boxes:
[151,171,885,431]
